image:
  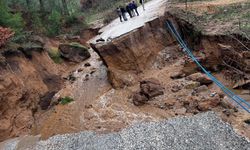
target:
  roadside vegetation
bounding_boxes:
[60,96,74,105]
[0,0,86,43]
[48,47,63,64]
[169,0,250,36]
[0,0,148,47]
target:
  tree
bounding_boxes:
[61,0,69,15]
[39,0,45,13]
[0,0,24,33]
[25,0,31,9]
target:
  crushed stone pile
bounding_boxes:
[24,112,250,150]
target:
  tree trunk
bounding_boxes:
[26,0,31,9]
[39,0,45,13]
[61,0,69,15]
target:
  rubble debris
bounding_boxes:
[186,72,213,85]
[133,78,164,106]
[170,71,186,79]
[233,80,250,90]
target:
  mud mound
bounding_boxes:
[12,112,248,150]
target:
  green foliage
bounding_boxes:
[103,10,117,24]
[31,13,46,33]
[65,15,79,26]
[69,42,86,48]
[209,2,250,21]
[83,0,127,24]
[10,31,32,43]
[60,96,74,105]
[48,47,63,64]
[0,0,24,34]
[46,10,62,36]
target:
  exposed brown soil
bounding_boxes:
[0,49,64,141]
[36,14,250,140]
[0,0,249,143]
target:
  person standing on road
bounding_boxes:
[126,3,133,18]
[132,1,139,16]
[139,0,145,11]
[116,7,123,22]
[120,6,128,21]
[129,2,135,17]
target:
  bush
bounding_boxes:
[31,12,46,33]
[48,47,63,64]
[10,31,32,43]
[60,96,74,105]
[103,10,117,24]
[0,0,24,34]
[65,14,79,27]
[46,10,62,37]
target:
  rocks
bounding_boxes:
[15,42,44,59]
[132,93,149,106]
[108,69,137,88]
[191,85,209,96]
[96,38,105,43]
[133,78,164,106]
[242,51,250,59]
[196,85,209,93]
[17,112,250,150]
[170,71,186,79]
[59,43,90,63]
[39,92,57,110]
[184,81,200,89]
[198,95,221,111]
[244,119,250,125]
[180,93,222,113]
[222,109,235,117]
[140,78,164,99]
[233,80,250,90]
[84,62,91,67]
[174,108,187,115]
[171,84,182,92]
[186,72,213,85]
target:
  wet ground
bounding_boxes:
[31,45,250,140]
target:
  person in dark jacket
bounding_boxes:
[120,6,128,21]
[132,1,139,16]
[126,3,133,18]
[129,2,135,17]
[116,7,123,22]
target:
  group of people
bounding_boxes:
[116,0,145,22]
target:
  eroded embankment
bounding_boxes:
[0,47,64,141]
[90,14,177,88]
[89,11,250,137]
[90,12,250,89]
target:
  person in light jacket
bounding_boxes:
[139,0,145,11]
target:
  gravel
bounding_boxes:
[25,111,249,150]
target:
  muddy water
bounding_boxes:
[35,47,250,140]
[213,73,250,105]
[36,48,112,138]
[37,48,170,139]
